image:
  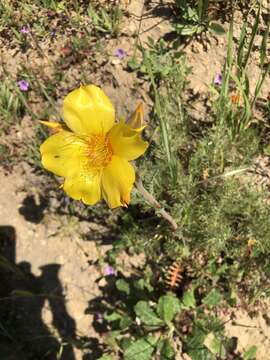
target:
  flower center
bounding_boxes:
[85,134,113,169]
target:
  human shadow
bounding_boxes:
[0,225,76,359]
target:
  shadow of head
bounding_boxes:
[19,195,48,223]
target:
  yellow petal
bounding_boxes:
[108,121,148,161]
[40,130,87,177]
[39,120,65,133]
[63,173,101,205]
[101,156,135,208]
[63,85,115,135]
[126,103,146,131]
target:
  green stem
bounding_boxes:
[135,175,178,231]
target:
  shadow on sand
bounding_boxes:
[0,225,76,360]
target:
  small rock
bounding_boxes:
[111,58,121,65]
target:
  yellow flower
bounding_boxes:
[40,85,148,208]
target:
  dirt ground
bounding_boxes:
[1,162,270,359]
[1,0,270,359]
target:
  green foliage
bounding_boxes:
[157,294,181,322]
[98,269,247,359]
[172,0,225,36]
[0,79,26,133]
[217,6,269,139]
[202,289,222,308]
[88,3,123,36]
[124,337,157,360]
[134,301,163,327]
[244,345,257,360]
[1,0,269,358]
[181,289,196,309]
[102,4,270,358]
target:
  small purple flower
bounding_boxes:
[18,80,29,92]
[104,265,115,276]
[20,26,30,34]
[214,73,222,86]
[96,313,103,321]
[115,48,126,59]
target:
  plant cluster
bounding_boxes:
[97,3,270,359]
[0,0,269,359]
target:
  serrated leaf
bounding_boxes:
[134,301,163,327]
[209,22,226,35]
[202,289,221,308]
[160,339,175,360]
[181,289,196,309]
[116,279,130,295]
[244,345,257,360]
[185,325,207,349]
[157,294,181,323]
[124,338,156,360]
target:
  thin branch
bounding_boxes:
[135,175,178,231]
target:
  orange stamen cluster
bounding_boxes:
[85,134,113,170]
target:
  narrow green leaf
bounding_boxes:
[260,22,269,67]
[252,62,270,108]
[157,294,181,323]
[244,345,257,360]
[134,301,163,326]
[237,22,247,68]
[242,5,260,70]
[11,290,34,297]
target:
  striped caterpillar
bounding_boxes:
[165,262,183,290]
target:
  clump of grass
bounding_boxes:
[217,6,270,139]
[0,79,27,134]
[87,2,123,37]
